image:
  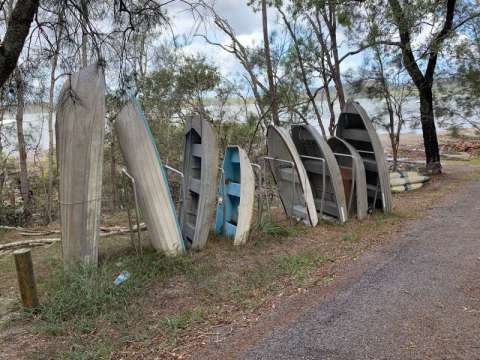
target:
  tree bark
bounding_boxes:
[46,55,59,224]
[14,69,32,225]
[419,86,441,171]
[306,12,339,133]
[80,0,89,67]
[261,0,280,126]
[0,0,39,89]
[324,1,346,108]
[388,0,456,173]
[110,131,119,210]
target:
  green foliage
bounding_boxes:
[175,56,220,96]
[436,15,480,130]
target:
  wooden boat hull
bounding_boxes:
[291,125,347,223]
[181,117,219,249]
[215,146,255,245]
[336,101,393,213]
[266,125,318,226]
[57,64,105,267]
[115,99,185,256]
[327,137,368,220]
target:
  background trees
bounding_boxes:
[0,0,479,225]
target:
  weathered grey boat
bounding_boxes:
[115,99,185,256]
[291,125,347,223]
[266,125,318,226]
[215,146,255,245]
[57,63,105,267]
[336,100,393,213]
[180,116,219,249]
[327,137,368,220]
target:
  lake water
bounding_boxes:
[0,97,428,155]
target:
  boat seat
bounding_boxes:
[342,129,370,143]
[278,167,299,183]
[189,178,201,194]
[224,221,237,237]
[183,222,195,240]
[366,184,381,196]
[226,182,241,197]
[362,158,378,171]
[230,152,240,163]
[292,205,307,218]
[303,159,330,176]
[192,144,202,158]
[314,198,340,216]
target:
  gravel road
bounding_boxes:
[244,179,480,359]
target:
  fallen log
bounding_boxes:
[1,224,146,237]
[0,238,60,252]
[0,224,148,255]
[19,230,61,237]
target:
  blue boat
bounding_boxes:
[215,146,255,245]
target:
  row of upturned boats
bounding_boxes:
[57,63,393,264]
[115,95,394,256]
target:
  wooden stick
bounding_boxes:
[1,239,60,252]
[14,248,39,309]
[0,224,149,253]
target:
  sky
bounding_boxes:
[162,1,364,79]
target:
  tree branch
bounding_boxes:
[0,0,39,88]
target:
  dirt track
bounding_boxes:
[203,176,480,359]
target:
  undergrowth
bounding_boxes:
[35,249,195,335]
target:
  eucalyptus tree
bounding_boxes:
[364,0,480,173]
[436,7,480,132]
[0,0,39,88]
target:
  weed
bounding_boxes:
[161,307,205,332]
[35,248,196,335]
[373,212,401,225]
[56,342,113,360]
[161,307,205,345]
[278,252,333,280]
[322,274,335,284]
[255,220,299,237]
[341,233,359,243]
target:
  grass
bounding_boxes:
[468,158,480,166]
[341,233,359,243]
[35,249,197,335]
[3,164,480,358]
[27,241,334,354]
[278,252,333,280]
[161,307,205,345]
[254,218,304,238]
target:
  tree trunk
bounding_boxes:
[14,69,32,225]
[327,2,346,109]
[46,55,58,224]
[419,86,441,173]
[387,110,398,170]
[80,0,88,67]
[261,0,280,126]
[279,8,326,136]
[0,0,39,89]
[110,131,119,210]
